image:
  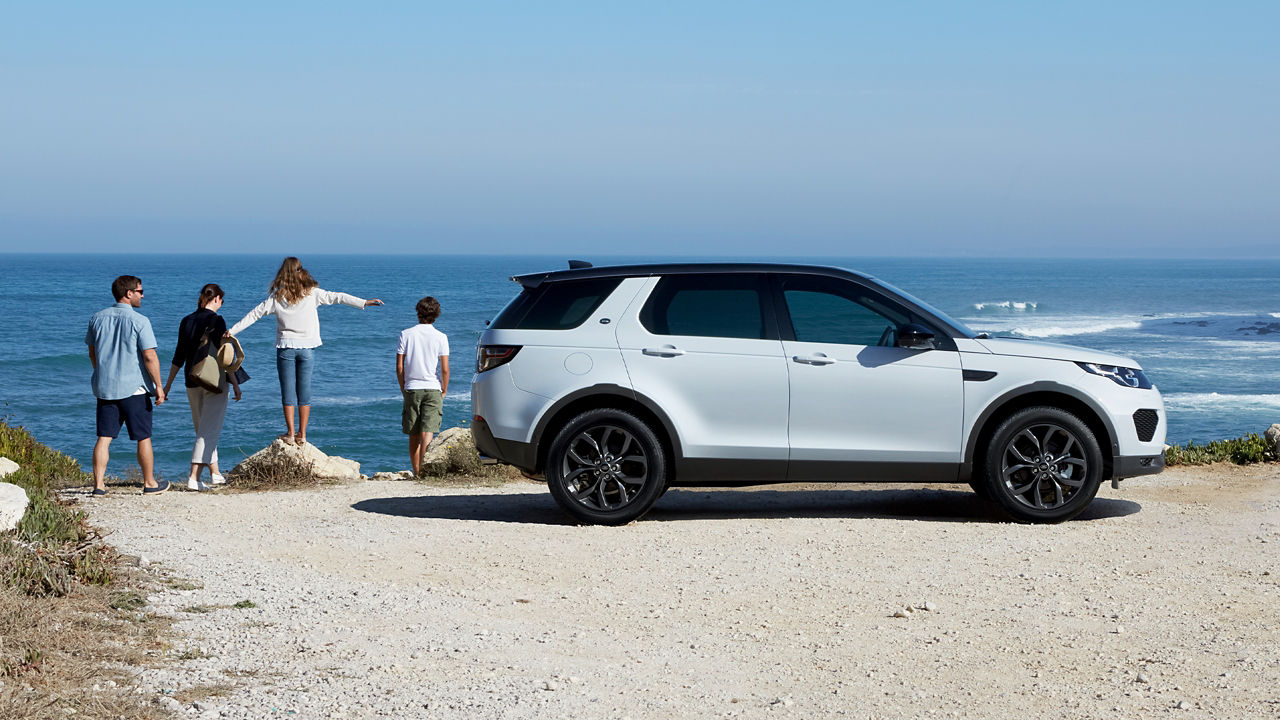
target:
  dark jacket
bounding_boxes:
[171,309,228,389]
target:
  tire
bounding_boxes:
[545,408,668,526]
[982,407,1103,523]
[968,479,992,500]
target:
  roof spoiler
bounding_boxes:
[567,259,593,269]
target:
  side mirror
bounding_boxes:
[896,323,936,350]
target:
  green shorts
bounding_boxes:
[402,389,443,434]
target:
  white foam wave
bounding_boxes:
[973,300,1039,312]
[310,390,471,406]
[1272,312,1280,318]
[312,395,401,406]
[1163,393,1280,411]
[997,320,1142,338]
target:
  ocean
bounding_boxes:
[3,254,1278,480]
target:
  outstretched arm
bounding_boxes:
[227,297,273,336]
[315,289,381,309]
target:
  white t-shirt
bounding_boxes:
[397,323,449,391]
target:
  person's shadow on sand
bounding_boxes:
[351,486,1140,525]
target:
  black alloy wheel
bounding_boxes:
[982,406,1103,523]
[546,408,668,525]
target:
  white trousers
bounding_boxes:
[187,382,230,465]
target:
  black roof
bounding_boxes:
[512,262,873,289]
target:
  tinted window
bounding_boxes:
[784,289,898,345]
[490,278,622,330]
[640,275,769,339]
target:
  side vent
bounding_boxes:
[1132,409,1159,442]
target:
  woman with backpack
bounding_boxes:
[163,283,242,491]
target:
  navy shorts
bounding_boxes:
[96,394,153,441]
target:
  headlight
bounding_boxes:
[1078,362,1152,389]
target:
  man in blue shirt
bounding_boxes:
[86,275,168,495]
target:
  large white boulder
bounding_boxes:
[232,439,361,482]
[421,427,480,474]
[0,456,18,480]
[0,482,29,531]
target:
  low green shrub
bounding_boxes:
[0,422,113,595]
[1165,432,1277,466]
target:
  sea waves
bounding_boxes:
[1163,392,1280,412]
[972,300,1039,312]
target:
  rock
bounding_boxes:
[1265,424,1280,457]
[923,601,938,612]
[231,439,360,482]
[421,428,481,475]
[1137,673,1150,683]
[0,456,18,479]
[371,471,414,481]
[0,482,29,532]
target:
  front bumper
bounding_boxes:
[1114,451,1165,479]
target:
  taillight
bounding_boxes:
[477,345,521,373]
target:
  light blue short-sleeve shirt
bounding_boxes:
[86,303,158,400]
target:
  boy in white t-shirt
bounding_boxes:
[396,297,450,475]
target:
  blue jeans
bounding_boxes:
[276,347,315,406]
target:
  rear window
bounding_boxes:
[490,277,623,330]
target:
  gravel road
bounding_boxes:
[83,465,1280,719]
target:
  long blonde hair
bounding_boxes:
[268,257,318,304]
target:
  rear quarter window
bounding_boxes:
[490,277,623,330]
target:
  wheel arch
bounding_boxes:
[963,383,1119,482]
[531,384,680,477]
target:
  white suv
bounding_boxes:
[472,263,1166,525]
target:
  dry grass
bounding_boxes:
[0,568,172,719]
[1,422,176,719]
[221,451,321,492]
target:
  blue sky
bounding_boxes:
[2,2,1276,256]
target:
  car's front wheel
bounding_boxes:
[546,408,668,525]
[982,407,1103,523]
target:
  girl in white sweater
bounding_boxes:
[229,257,382,446]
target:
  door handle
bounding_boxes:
[792,354,836,366]
[643,345,686,357]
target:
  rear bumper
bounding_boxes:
[472,415,538,473]
[1114,452,1164,479]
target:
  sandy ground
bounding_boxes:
[81,465,1280,720]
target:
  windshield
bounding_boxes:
[864,276,978,338]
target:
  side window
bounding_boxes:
[781,278,908,346]
[490,278,622,330]
[641,275,769,340]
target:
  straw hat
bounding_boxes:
[216,336,245,373]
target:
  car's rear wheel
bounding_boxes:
[546,408,668,525]
[982,407,1102,523]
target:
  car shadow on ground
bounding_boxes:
[351,485,1141,525]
